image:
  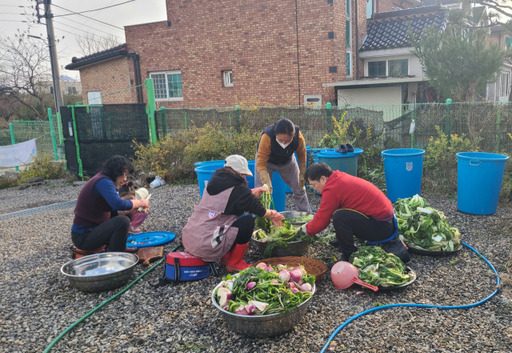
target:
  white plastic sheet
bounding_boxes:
[0,139,37,167]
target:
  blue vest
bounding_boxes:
[261,124,300,165]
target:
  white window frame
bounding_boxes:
[223,70,233,87]
[500,71,510,99]
[149,70,184,102]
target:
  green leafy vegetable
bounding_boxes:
[350,246,412,287]
[214,264,315,315]
[393,195,461,252]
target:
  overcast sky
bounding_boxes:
[0,0,167,79]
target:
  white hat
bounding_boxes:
[225,155,253,176]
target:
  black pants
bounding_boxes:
[232,215,255,245]
[71,215,131,252]
[332,209,394,259]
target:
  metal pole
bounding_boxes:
[9,123,19,171]
[43,0,64,114]
[47,108,58,160]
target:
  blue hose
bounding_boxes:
[319,242,501,353]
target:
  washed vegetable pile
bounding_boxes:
[394,195,462,252]
[350,246,413,287]
[214,263,315,315]
[287,214,314,224]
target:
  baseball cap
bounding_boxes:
[224,155,253,176]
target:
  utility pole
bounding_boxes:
[37,0,63,113]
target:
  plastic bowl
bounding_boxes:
[211,282,315,337]
[61,252,138,292]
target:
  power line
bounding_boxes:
[53,0,135,18]
[55,16,124,41]
[51,3,124,31]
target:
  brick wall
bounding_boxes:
[124,0,368,108]
[79,57,136,104]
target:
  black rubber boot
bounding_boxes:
[381,237,410,263]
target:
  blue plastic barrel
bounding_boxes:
[194,162,225,198]
[317,148,364,176]
[456,152,509,215]
[272,171,286,212]
[194,160,224,168]
[247,160,255,189]
[381,148,425,203]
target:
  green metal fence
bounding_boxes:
[155,101,512,155]
[3,99,512,171]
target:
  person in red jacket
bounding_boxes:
[302,162,410,263]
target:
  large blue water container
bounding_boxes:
[247,160,255,189]
[194,162,225,198]
[194,160,225,168]
[317,148,364,176]
[456,152,509,215]
[272,171,287,212]
[381,148,425,203]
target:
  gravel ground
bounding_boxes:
[0,180,511,353]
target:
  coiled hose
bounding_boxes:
[319,242,501,353]
[44,243,180,353]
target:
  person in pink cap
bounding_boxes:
[182,155,284,272]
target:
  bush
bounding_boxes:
[184,122,259,163]
[19,153,66,183]
[423,127,474,194]
[133,130,194,183]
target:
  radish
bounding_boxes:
[217,287,233,308]
[247,281,256,290]
[248,300,269,314]
[289,268,303,283]
[278,269,290,282]
[293,266,307,277]
[235,305,249,315]
[270,279,279,285]
[255,262,267,269]
[300,282,313,292]
[244,303,256,315]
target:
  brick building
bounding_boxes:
[67,0,368,107]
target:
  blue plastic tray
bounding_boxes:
[126,231,176,248]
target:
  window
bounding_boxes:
[366,0,373,19]
[368,61,386,77]
[150,71,183,100]
[388,59,408,77]
[346,20,351,48]
[223,70,233,87]
[87,91,102,105]
[346,52,352,76]
[506,37,512,50]
[346,0,350,15]
[500,72,510,98]
[368,59,408,77]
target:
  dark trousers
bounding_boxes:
[332,209,394,259]
[232,215,255,245]
[71,215,131,252]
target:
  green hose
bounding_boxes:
[44,243,180,353]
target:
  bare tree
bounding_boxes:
[77,33,122,56]
[0,33,54,122]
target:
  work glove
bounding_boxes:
[298,161,306,189]
[259,170,272,194]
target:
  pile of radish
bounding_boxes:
[214,262,315,315]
